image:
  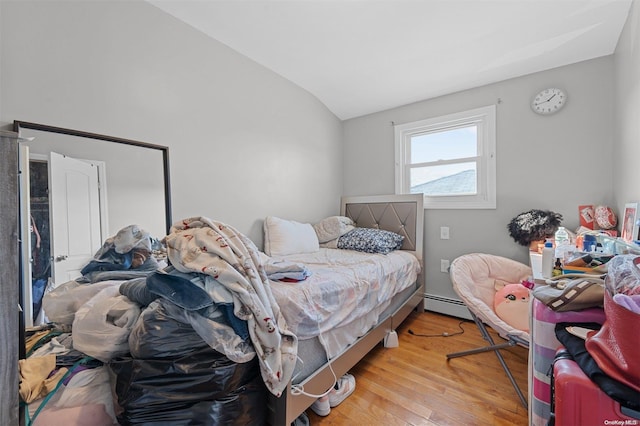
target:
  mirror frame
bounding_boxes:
[13,120,172,234]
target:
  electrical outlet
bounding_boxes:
[440,259,450,273]
[440,226,450,240]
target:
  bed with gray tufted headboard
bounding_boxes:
[267,194,425,425]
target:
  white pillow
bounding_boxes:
[263,216,319,257]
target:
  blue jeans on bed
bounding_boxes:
[122,269,250,341]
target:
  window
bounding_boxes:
[394,105,496,209]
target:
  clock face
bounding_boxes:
[532,88,566,115]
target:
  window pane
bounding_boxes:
[395,104,495,208]
[410,125,477,164]
[410,162,477,195]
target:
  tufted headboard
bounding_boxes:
[341,194,424,261]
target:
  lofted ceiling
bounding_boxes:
[148,0,633,120]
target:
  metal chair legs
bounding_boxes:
[446,311,528,409]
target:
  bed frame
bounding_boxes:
[267,194,425,425]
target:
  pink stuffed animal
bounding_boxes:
[494,282,530,332]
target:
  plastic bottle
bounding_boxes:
[541,240,554,279]
[554,226,571,260]
[553,258,563,277]
[555,226,570,245]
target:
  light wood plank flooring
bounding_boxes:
[306,310,529,426]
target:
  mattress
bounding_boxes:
[289,283,417,384]
[268,248,420,376]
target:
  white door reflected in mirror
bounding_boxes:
[49,152,103,286]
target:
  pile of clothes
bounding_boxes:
[24,219,301,425]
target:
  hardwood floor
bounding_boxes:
[306,310,529,426]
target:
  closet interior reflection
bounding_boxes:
[15,121,172,332]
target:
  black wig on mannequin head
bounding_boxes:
[507,209,563,247]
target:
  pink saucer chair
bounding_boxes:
[446,253,532,408]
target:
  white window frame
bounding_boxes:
[394,105,496,209]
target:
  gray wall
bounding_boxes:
[613,0,640,211]
[343,57,615,303]
[1,0,637,312]
[0,0,344,246]
[19,128,167,238]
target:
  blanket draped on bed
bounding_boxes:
[164,217,297,397]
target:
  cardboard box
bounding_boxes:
[578,205,595,229]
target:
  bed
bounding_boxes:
[23,194,425,426]
[266,194,425,425]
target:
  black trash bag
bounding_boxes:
[111,299,267,425]
[128,299,210,359]
[110,348,267,426]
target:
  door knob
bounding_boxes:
[55,255,68,262]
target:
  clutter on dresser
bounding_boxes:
[527,204,640,425]
[532,273,605,312]
[547,254,640,425]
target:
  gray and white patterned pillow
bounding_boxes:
[337,228,404,254]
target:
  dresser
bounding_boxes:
[0,131,21,425]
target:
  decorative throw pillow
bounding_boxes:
[337,228,404,254]
[263,216,319,257]
[312,216,355,243]
[494,282,530,332]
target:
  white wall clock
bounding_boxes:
[531,87,567,115]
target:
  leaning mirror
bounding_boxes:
[14,120,172,328]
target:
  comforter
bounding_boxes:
[164,217,297,397]
[269,248,419,358]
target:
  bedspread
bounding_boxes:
[269,248,419,357]
[165,217,297,397]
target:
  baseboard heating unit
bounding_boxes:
[424,294,472,320]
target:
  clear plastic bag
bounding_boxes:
[28,366,118,426]
[72,286,140,362]
[42,280,122,325]
[604,254,640,296]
